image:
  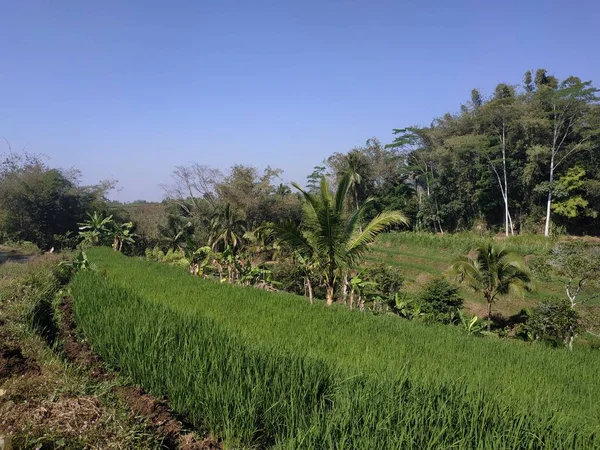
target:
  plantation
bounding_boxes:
[70,247,600,449]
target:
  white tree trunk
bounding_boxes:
[544,159,555,237]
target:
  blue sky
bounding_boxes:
[2,1,599,201]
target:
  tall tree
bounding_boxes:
[530,74,599,236]
[268,173,408,305]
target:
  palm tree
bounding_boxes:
[158,215,194,252]
[267,173,408,305]
[449,244,532,329]
[209,203,247,255]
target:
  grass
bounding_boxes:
[0,255,161,449]
[71,247,600,449]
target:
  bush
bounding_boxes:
[526,299,581,347]
[418,278,463,324]
[359,263,404,306]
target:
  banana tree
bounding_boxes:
[78,212,114,246]
[111,222,137,252]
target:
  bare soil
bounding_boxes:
[0,345,40,381]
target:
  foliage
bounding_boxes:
[58,251,96,275]
[78,212,114,246]
[111,221,138,252]
[457,311,489,336]
[268,173,408,304]
[549,241,600,308]
[145,246,189,268]
[209,203,247,254]
[0,153,113,249]
[449,244,532,327]
[71,248,600,449]
[526,299,581,347]
[383,70,600,235]
[418,278,463,324]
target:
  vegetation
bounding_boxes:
[449,244,533,328]
[266,173,408,304]
[0,252,161,448]
[0,153,114,250]
[526,299,581,347]
[70,248,600,449]
[3,67,600,447]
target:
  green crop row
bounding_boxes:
[69,248,600,449]
[377,231,558,256]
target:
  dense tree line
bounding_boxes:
[382,69,600,236]
[0,153,114,249]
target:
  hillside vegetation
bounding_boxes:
[70,248,600,449]
[370,232,600,334]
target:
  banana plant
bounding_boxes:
[349,274,378,310]
[78,212,114,246]
[393,293,425,320]
[111,222,138,252]
[457,311,489,336]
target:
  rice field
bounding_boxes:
[371,233,600,333]
[70,247,600,449]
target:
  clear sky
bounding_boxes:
[2,1,599,201]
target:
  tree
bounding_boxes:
[267,173,408,305]
[0,152,113,249]
[527,299,580,348]
[162,163,223,214]
[531,76,599,236]
[418,278,463,324]
[450,244,532,329]
[209,203,247,255]
[111,221,138,252]
[549,241,600,309]
[480,84,519,235]
[158,215,194,252]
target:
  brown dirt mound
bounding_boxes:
[0,345,40,381]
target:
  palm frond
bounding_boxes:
[346,211,408,263]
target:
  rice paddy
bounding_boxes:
[69,247,600,449]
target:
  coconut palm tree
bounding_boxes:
[267,173,408,305]
[449,244,532,329]
[158,215,194,252]
[209,203,247,255]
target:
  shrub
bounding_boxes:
[527,299,581,347]
[358,263,404,307]
[418,278,463,324]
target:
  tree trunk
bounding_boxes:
[544,189,553,237]
[568,325,574,352]
[487,295,493,331]
[342,275,349,305]
[326,285,334,306]
[349,289,354,310]
[306,276,313,304]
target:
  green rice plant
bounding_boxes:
[377,232,557,256]
[70,248,600,449]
